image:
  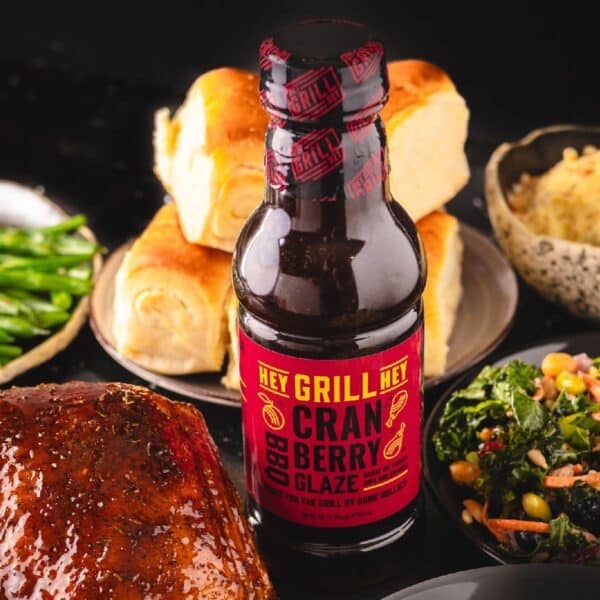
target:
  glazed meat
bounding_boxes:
[0,382,274,599]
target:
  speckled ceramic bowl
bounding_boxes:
[485,124,600,321]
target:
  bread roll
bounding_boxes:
[221,293,240,390]
[113,203,232,374]
[154,68,268,252]
[416,211,463,376]
[382,60,470,222]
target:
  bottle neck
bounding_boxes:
[264,117,390,232]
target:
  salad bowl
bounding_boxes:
[424,331,600,564]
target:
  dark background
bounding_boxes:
[0,2,598,597]
[1,0,599,128]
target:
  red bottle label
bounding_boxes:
[239,327,423,528]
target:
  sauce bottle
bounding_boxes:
[233,19,426,590]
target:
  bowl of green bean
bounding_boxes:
[0,181,102,383]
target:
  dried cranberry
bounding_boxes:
[478,439,505,458]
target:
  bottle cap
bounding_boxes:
[259,19,388,124]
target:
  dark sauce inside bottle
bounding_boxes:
[233,20,427,590]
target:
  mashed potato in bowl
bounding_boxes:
[509,146,600,247]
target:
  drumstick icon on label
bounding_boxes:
[258,391,286,431]
[383,422,406,460]
[386,390,408,428]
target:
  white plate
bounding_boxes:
[384,565,598,599]
[90,223,518,407]
[0,181,102,384]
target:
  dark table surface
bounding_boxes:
[0,58,597,598]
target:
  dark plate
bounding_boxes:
[384,564,599,599]
[423,331,600,564]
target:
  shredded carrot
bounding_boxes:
[544,472,600,488]
[463,499,484,523]
[581,373,600,402]
[479,501,511,544]
[485,524,510,544]
[486,519,550,534]
[482,499,490,523]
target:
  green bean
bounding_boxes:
[0,271,92,295]
[0,230,52,256]
[0,330,15,343]
[52,234,100,257]
[9,296,55,314]
[51,291,73,310]
[40,214,86,234]
[1,289,39,312]
[0,253,92,271]
[0,214,99,257]
[66,266,93,281]
[3,289,40,301]
[0,293,19,315]
[0,315,48,338]
[3,290,56,314]
[0,345,22,358]
[34,310,70,329]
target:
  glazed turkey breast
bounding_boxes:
[0,382,273,599]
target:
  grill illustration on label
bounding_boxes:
[240,327,423,529]
[383,423,406,460]
[340,41,384,84]
[259,391,286,431]
[385,390,408,428]
[291,128,343,182]
[284,66,343,120]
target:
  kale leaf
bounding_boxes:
[559,413,600,450]
[554,391,589,416]
[433,360,543,462]
[494,382,545,431]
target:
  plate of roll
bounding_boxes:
[91,62,518,406]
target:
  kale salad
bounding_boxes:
[433,352,600,563]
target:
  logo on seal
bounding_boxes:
[291,128,343,182]
[259,37,291,71]
[340,41,384,84]
[285,66,343,120]
[345,150,387,199]
[265,149,287,190]
[345,88,385,141]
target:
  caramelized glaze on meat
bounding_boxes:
[0,382,273,599]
